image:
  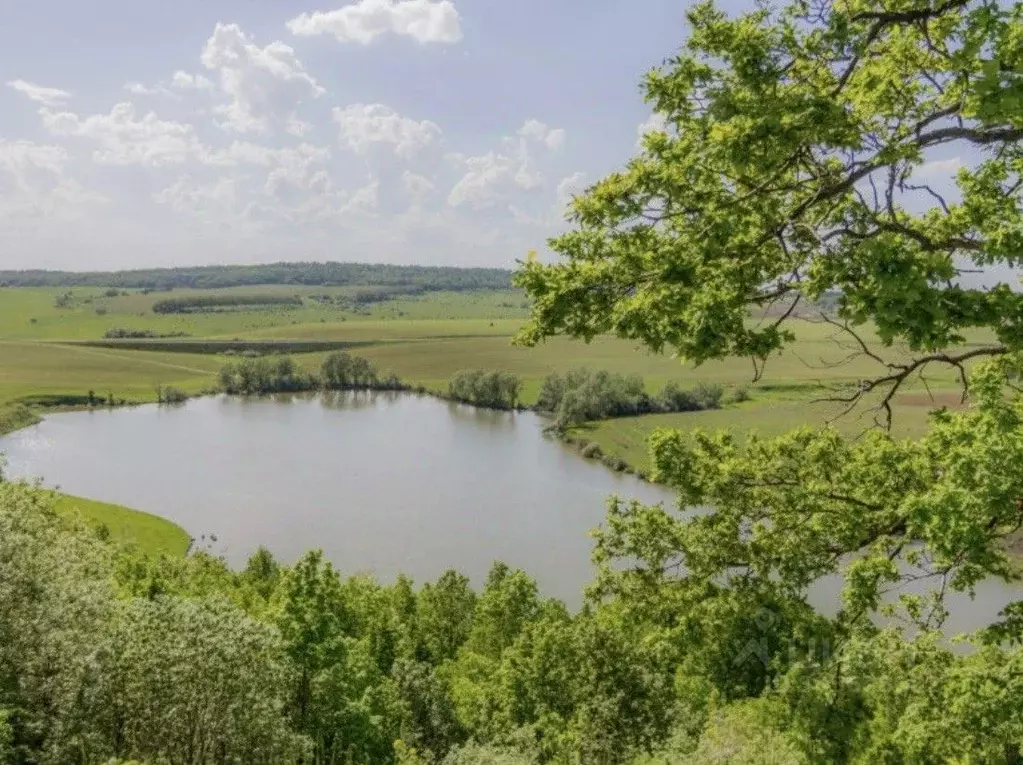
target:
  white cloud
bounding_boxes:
[556,171,587,209]
[636,112,668,149]
[154,175,238,216]
[446,119,562,209]
[402,169,434,200]
[7,79,71,107]
[287,0,462,45]
[333,103,442,158]
[0,139,105,225]
[201,23,324,135]
[447,150,543,209]
[41,102,207,167]
[171,71,214,90]
[342,178,380,214]
[517,119,565,151]
[124,82,160,96]
[0,139,67,178]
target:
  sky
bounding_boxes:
[0,0,710,271]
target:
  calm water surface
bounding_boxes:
[0,393,673,605]
[2,392,1020,630]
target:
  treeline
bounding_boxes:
[219,353,405,395]
[536,369,729,428]
[447,370,522,409]
[153,294,303,314]
[0,261,513,291]
[103,328,191,339]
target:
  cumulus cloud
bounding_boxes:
[333,103,442,158]
[445,119,563,209]
[124,82,163,96]
[201,23,324,135]
[0,139,67,178]
[171,71,215,90]
[447,150,543,209]
[556,171,587,210]
[636,112,668,149]
[402,169,434,200]
[7,79,71,107]
[518,119,565,151]
[287,0,462,45]
[0,139,105,225]
[154,175,238,216]
[41,103,207,167]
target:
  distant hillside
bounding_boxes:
[0,261,514,291]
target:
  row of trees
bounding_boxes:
[0,262,513,291]
[152,294,303,313]
[447,371,523,410]
[218,357,319,395]
[536,369,725,428]
[219,353,407,395]
[103,327,190,339]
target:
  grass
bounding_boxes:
[52,492,190,557]
[575,392,946,472]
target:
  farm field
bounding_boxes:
[1,282,975,463]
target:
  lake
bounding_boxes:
[2,392,1020,632]
[0,392,673,605]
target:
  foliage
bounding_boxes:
[155,385,189,404]
[515,0,1023,408]
[447,370,522,409]
[218,356,318,395]
[538,369,724,428]
[103,328,190,339]
[153,294,303,313]
[87,596,303,763]
[321,352,381,389]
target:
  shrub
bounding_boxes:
[539,369,651,426]
[157,386,189,404]
[447,370,521,409]
[658,382,702,412]
[693,382,724,410]
[219,356,317,395]
[729,385,751,403]
[321,352,379,389]
[580,441,603,459]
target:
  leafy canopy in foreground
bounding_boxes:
[516,0,1023,390]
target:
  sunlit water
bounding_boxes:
[2,392,1020,630]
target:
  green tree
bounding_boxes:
[416,570,477,664]
[89,596,302,764]
[516,0,1023,416]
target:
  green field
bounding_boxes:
[53,492,190,556]
[0,281,975,546]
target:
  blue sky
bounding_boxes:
[0,0,713,271]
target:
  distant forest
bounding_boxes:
[0,262,514,291]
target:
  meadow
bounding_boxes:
[1,281,973,482]
[52,492,191,557]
